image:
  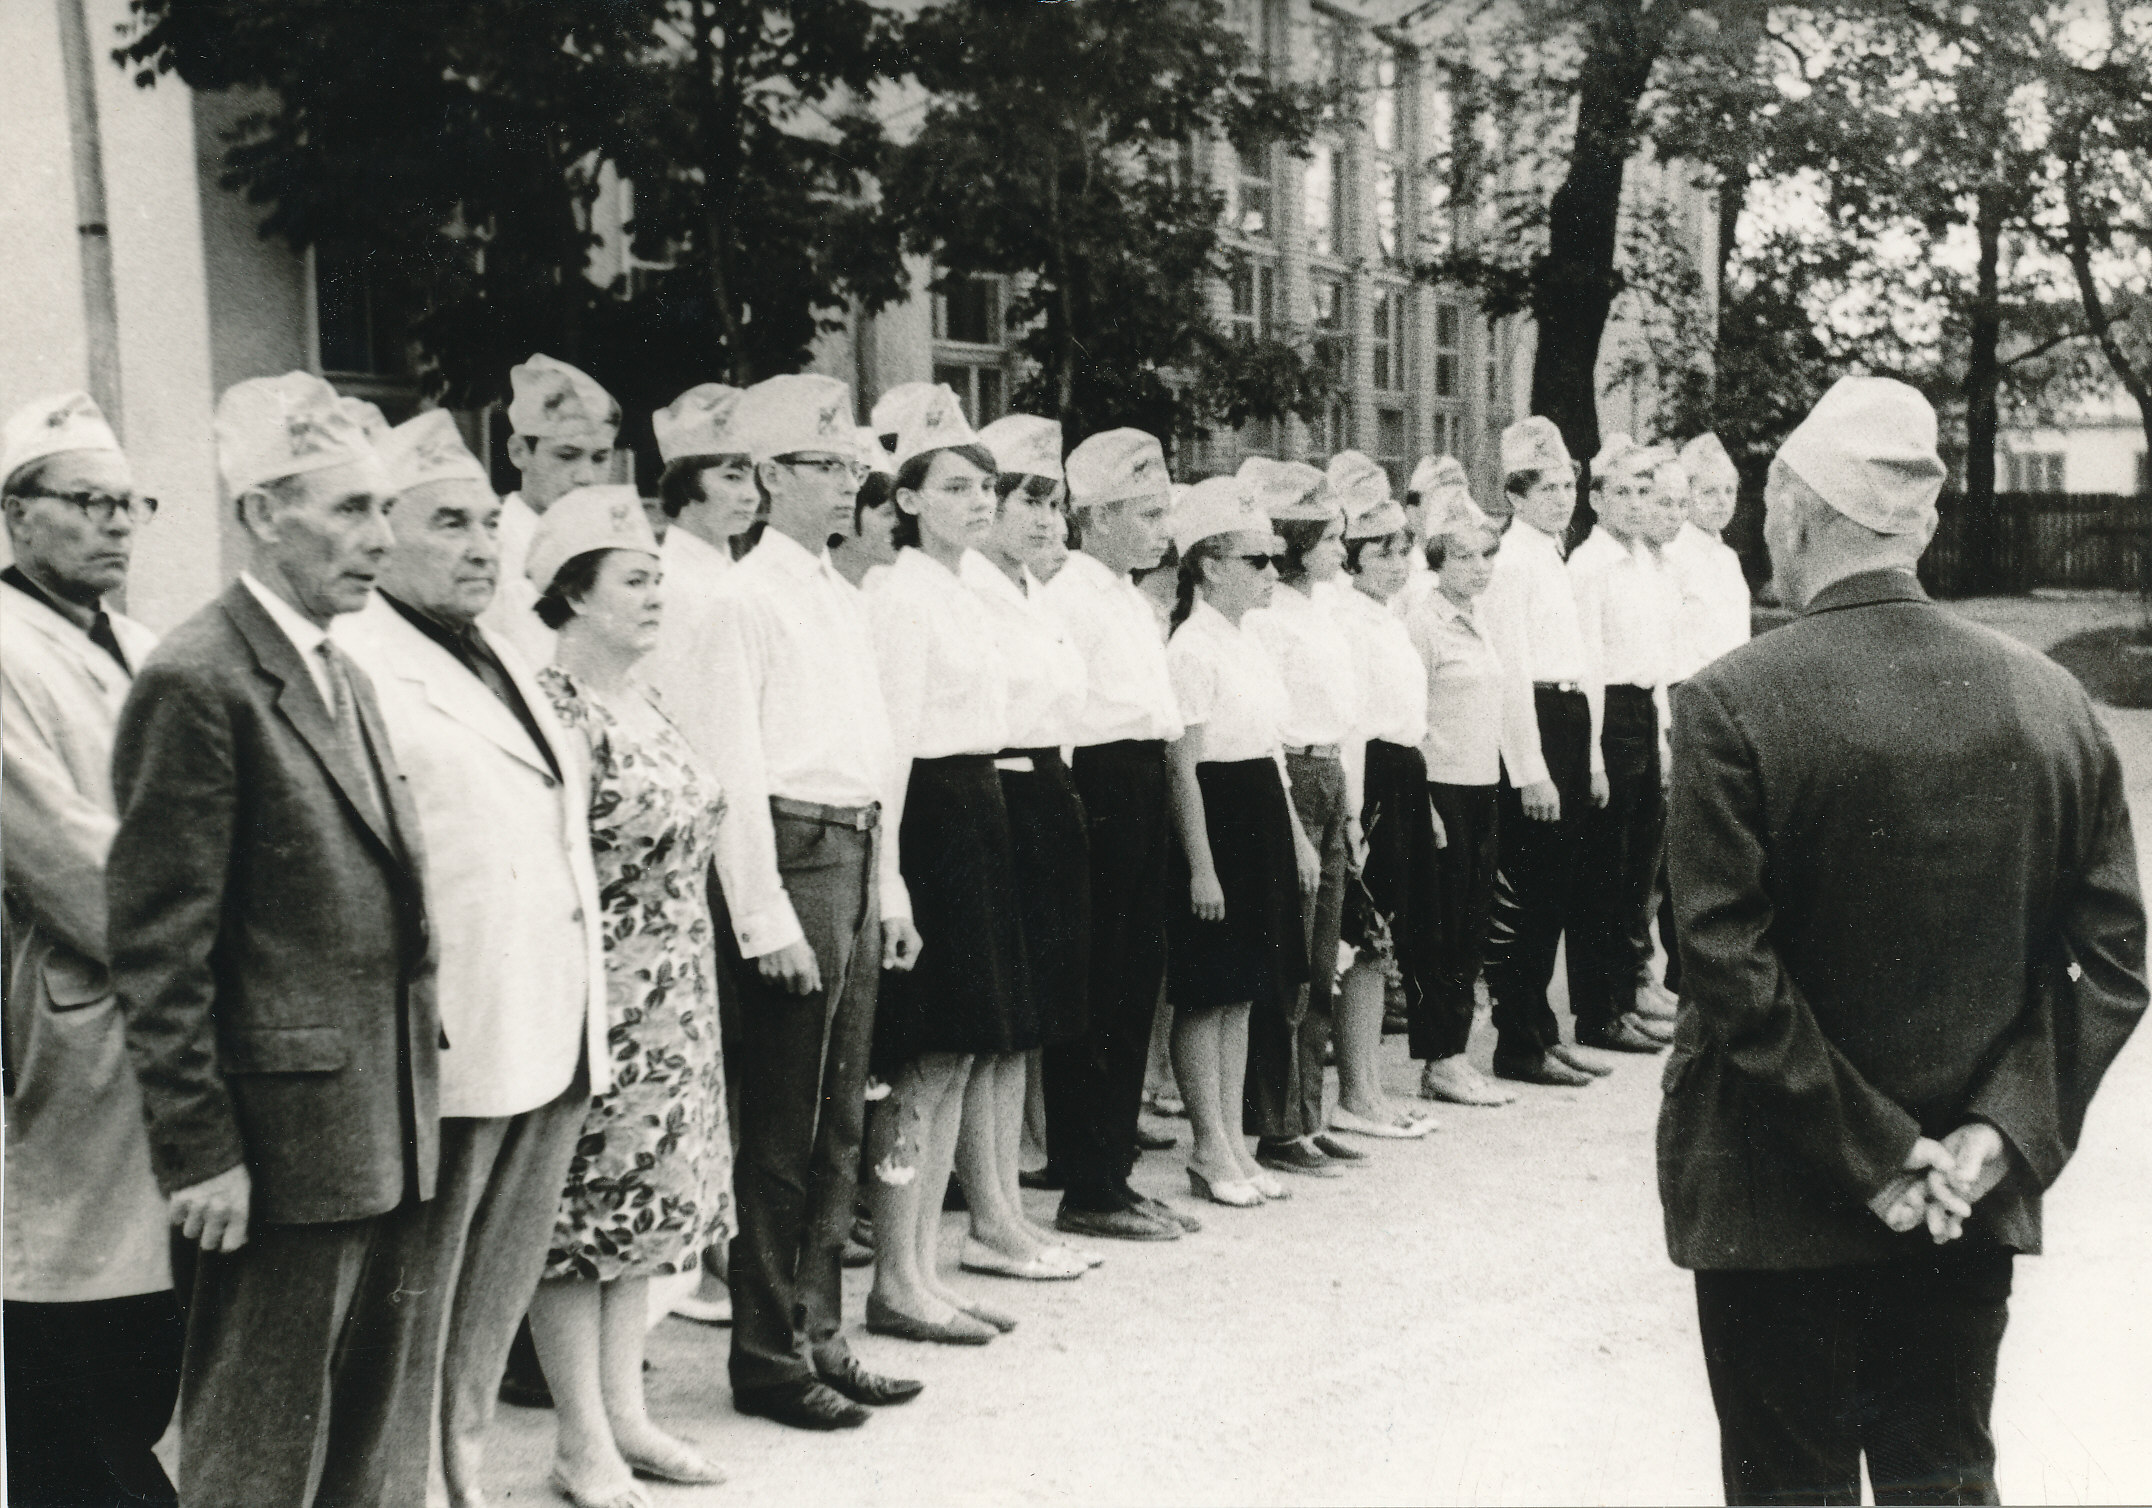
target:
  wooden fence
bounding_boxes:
[1919,492,2152,598]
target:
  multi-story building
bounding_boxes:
[6,0,1715,628]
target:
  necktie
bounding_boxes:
[87,611,131,677]
[318,641,387,829]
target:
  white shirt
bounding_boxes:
[1478,519,1602,786]
[239,571,335,711]
[959,551,1087,751]
[477,493,557,670]
[1568,528,1679,690]
[869,548,1013,762]
[1665,522,1751,680]
[644,525,736,767]
[698,529,909,957]
[1039,551,1183,745]
[1408,590,1509,787]
[1168,600,1290,764]
[1329,581,1429,816]
[1247,581,1359,749]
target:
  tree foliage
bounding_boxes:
[118,0,908,433]
[879,0,1339,450]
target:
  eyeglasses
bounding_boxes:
[1233,553,1280,571]
[779,455,864,481]
[15,489,158,524]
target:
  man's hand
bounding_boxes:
[757,940,822,997]
[1940,1122,2012,1205]
[1191,872,1226,922]
[1868,1137,1963,1234]
[881,917,923,973]
[1589,769,1611,808]
[1521,780,1561,823]
[171,1163,252,1253]
[1293,833,1321,896]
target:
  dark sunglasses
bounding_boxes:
[1233,552,1280,570]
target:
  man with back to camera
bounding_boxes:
[479,353,620,667]
[1660,375,2147,1505]
[106,371,444,1505]
[2,391,178,1505]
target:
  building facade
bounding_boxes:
[6,0,1716,632]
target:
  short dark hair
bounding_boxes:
[658,455,728,520]
[853,470,896,534]
[1344,529,1408,574]
[891,443,996,550]
[534,549,607,629]
[1170,536,1227,631]
[994,471,1063,507]
[1,456,54,505]
[1505,469,1546,499]
[1273,517,1331,586]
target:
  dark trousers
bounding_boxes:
[1485,687,1592,1061]
[180,1199,438,1507]
[724,811,881,1392]
[1570,686,1664,1035]
[1694,1247,2013,1506]
[1419,782,1499,1061]
[1245,751,1347,1143]
[5,1287,184,1507]
[1045,741,1171,1209]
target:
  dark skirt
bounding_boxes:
[1168,758,1309,1014]
[1347,739,1443,969]
[998,747,1091,1046]
[874,754,1038,1074]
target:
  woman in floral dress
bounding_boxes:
[521,486,733,1508]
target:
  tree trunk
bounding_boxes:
[1964,181,2005,589]
[1526,2,1661,540]
[695,0,749,385]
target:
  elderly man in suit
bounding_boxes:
[339,410,609,1508]
[2,393,178,1505]
[1660,375,2148,1506]
[107,371,443,1507]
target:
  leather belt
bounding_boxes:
[1534,680,1582,693]
[769,796,880,831]
[1284,743,1341,760]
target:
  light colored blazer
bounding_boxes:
[2,579,169,1300]
[342,595,608,1118]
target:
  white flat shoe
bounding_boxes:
[669,1294,733,1325]
[1330,1106,1424,1139]
[958,1238,1086,1280]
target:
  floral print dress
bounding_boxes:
[538,667,734,1282]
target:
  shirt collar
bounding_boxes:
[960,548,1029,605]
[0,564,97,631]
[663,526,729,571]
[753,526,835,582]
[380,589,482,658]
[240,570,332,658]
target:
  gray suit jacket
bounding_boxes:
[1660,569,2146,1268]
[108,581,440,1227]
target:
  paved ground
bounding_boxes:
[482,600,2152,1507]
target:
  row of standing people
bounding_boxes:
[0,346,1745,1508]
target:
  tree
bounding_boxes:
[878,0,1338,449]
[118,0,907,426]
[1412,0,1768,470]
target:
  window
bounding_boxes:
[2004,451,2065,492]
[1372,289,1406,392]
[1373,48,1398,153]
[1228,0,1275,61]
[1311,276,1347,383]
[1311,397,1350,456]
[1434,302,1462,398]
[1374,47,1403,263]
[933,275,1000,346]
[1305,144,1339,259]
[1377,166,1401,262]
[935,363,1004,427]
[1430,411,1459,459]
[1229,143,1271,239]
[316,243,403,378]
[1376,407,1409,489]
[1228,260,1277,341]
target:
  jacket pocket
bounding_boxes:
[224,1026,348,1074]
[41,952,112,1011]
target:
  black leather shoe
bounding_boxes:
[498,1320,553,1408]
[734,1379,871,1430]
[815,1351,923,1407]
[1255,1139,1342,1177]
[1124,1190,1202,1234]
[1576,1018,1666,1054]
[1309,1133,1369,1163]
[1055,1204,1179,1241]
[1018,1164,1065,1191]
[1492,1051,1596,1088]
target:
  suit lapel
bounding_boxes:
[220,584,400,863]
[0,582,132,712]
[371,603,557,780]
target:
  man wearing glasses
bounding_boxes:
[696,374,925,1431]
[1,392,177,1504]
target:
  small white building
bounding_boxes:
[6,0,1717,632]
[1994,385,2149,496]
